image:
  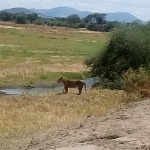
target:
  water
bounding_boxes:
[0,87,62,95]
[0,77,99,95]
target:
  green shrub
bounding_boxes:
[91,24,150,81]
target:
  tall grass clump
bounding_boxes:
[91,24,150,82]
[122,67,150,98]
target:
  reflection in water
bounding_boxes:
[0,77,99,95]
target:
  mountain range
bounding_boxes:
[1,6,144,23]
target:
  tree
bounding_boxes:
[147,21,150,25]
[15,13,27,24]
[27,13,38,23]
[67,14,81,25]
[131,20,143,25]
[103,21,120,32]
[34,18,44,25]
[84,13,106,24]
[0,11,12,21]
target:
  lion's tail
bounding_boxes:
[84,82,86,92]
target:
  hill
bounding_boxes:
[32,6,90,18]
[1,7,49,18]
[32,6,143,23]
[2,7,34,14]
[106,12,143,23]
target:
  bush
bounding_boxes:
[91,24,150,81]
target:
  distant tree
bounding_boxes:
[131,20,143,25]
[78,23,85,28]
[15,13,27,24]
[11,13,17,20]
[34,18,45,25]
[147,21,150,25]
[56,17,67,22]
[27,13,38,23]
[67,14,81,25]
[84,13,106,24]
[87,22,94,30]
[103,21,120,31]
[0,11,12,21]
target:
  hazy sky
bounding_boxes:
[0,0,150,21]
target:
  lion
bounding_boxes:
[57,77,86,95]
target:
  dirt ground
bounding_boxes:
[1,99,150,150]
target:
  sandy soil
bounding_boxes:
[1,99,150,150]
[0,24,26,30]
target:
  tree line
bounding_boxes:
[0,11,120,32]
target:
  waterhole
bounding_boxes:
[0,77,98,95]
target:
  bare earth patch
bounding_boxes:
[0,24,15,29]
[1,99,150,150]
[0,24,26,30]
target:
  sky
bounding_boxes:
[0,0,150,21]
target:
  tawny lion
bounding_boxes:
[57,77,86,95]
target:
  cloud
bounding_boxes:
[0,0,150,21]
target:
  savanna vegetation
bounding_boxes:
[0,21,150,142]
[0,22,123,141]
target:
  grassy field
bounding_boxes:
[0,22,108,87]
[0,89,124,139]
[0,22,128,141]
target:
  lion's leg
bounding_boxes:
[64,85,68,94]
[77,85,83,95]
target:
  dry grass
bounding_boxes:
[0,89,124,139]
[123,67,150,99]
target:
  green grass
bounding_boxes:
[0,71,91,88]
[0,23,108,87]
[0,27,108,62]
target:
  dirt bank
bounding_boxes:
[1,99,150,150]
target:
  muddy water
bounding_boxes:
[0,77,99,95]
